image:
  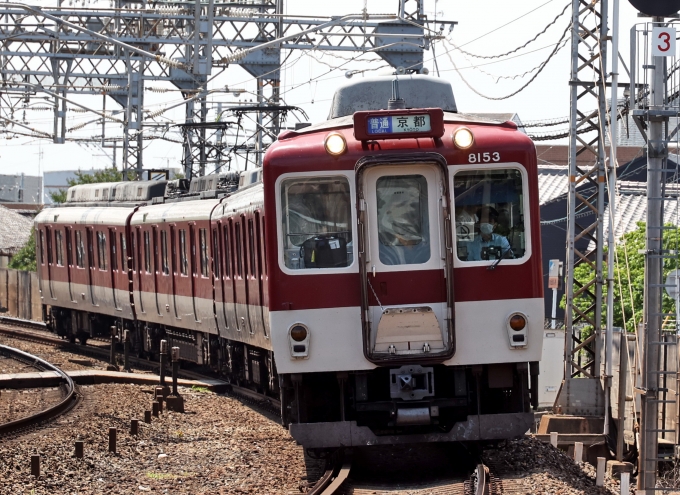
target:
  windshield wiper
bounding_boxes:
[487,247,514,271]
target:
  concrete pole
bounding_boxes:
[638,16,665,491]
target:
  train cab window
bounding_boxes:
[161,230,169,275]
[179,230,188,276]
[453,169,527,262]
[280,176,352,270]
[39,231,45,265]
[97,232,107,269]
[144,231,151,273]
[75,231,85,268]
[55,230,64,266]
[376,175,430,265]
[199,228,209,277]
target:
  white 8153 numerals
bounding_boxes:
[468,152,500,163]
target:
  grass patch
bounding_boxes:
[146,472,178,480]
[190,385,210,393]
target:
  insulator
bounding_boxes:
[68,121,91,132]
[99,85,124,92]
[155,55,184,69]
[220,49,249,65]
[70,108,89,113]
[147,108,167,118]
[146,87,170,93]
[223,8,256,18]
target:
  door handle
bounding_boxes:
[372,265,376,277]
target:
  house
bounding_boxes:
[0,204,33,267]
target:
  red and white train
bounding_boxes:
[36,75,543,448]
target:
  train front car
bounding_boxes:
[264,75,543,448]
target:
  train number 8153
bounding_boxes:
[468,152,501,163]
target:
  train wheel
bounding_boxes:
[77,333,88,345]
[68,334,76,344]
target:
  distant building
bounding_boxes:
[0,204,33,267]
[0,174,42,204]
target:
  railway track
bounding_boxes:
[0,344,79,437]
[0,315,281,412]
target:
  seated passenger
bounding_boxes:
[466,206,513,261]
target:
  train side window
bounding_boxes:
[97,231,107,270]
[212,228,220,279]
[144,231,151,273]
[199,228,209,277]
[248,220,256,276]
[111,231,118,271]
[235,223,243,278]
[280,176,352,270]
[223,226,232,278]
[161,230,169,275]
[55,230,64,266]
[120,233,126,271]
[179,230,188,275]
[46,230,53,264]
[261,217,267,275]
[131,232,137,272]
[453,168,527,263]
[65,229,73,267]
[87,230,94,268]
[75,231,84,268]
[39,230,45,265]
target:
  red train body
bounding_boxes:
[36,75,543,448]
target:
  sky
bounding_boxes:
[0,0,647,177]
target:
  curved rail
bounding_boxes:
[475,463,491,495]
[0,345,79,436]
[307,454,352,495]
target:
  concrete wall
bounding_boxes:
[0,268,41,320]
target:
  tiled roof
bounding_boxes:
[0,204,33,256]
[538,164,569,204]
[586,181,680,250]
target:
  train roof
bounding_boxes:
[131,197,221,225]
[328,74,457,118]
[35,205,133,226]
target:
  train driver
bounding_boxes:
[466,206,514,261]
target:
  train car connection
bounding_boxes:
[35,74,543,448]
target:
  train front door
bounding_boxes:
[359,162,454,361]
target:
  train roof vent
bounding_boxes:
[239,168,262,188]
[328,74,457,119]
[188,172,241,195]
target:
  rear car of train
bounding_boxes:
[264,75,544,447]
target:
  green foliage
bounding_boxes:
[190,385,210,394]
[566,222,680,333]
[49,166,135,204]
[8,227,37,272]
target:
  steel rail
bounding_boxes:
[475,463,491,495]
[0,345,79,436]
[307,454,352,495]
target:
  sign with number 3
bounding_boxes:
[653,27,676,57]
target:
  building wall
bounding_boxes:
[0,174,42,204]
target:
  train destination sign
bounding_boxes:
[367,114,431,134]
[353,108,445,141]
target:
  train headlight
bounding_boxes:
[507,312,528,348]
[324,132,347,156]
[289,323,310,359]
[453,127,474,149]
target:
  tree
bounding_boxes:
[568,222,680,333]
[8,227,37,272]
[49,166,134,203]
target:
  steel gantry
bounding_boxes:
[0,0,455,178]
[554,0,608,416]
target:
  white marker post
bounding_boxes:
[548,260,563,329]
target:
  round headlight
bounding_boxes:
[324,132,347,156]
[509,314,527,331]
[290,325,308,342]
[453,128,474,149]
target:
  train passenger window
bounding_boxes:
[97,232,107,270]
[144,231,151,273]
[248,220,256,276]
[46,230,53,264]
[111,232,118,271]
[179,230,188,275]
[39,231,45,265]
[161,231,169,275]
[120,234,126,271]
[212,229,220,279]
[223,227,231,278]
[55,231,64,266]
[280,176,352,270]
[261,217,267,275]
[75,231,84,268]
[376,175,430,265]
[199,228,209,277]
[131,232,137,272]
[453,169,527,262]
[235,223,243,278]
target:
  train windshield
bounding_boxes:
[453,169,526,262]
[280,176,353,270]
